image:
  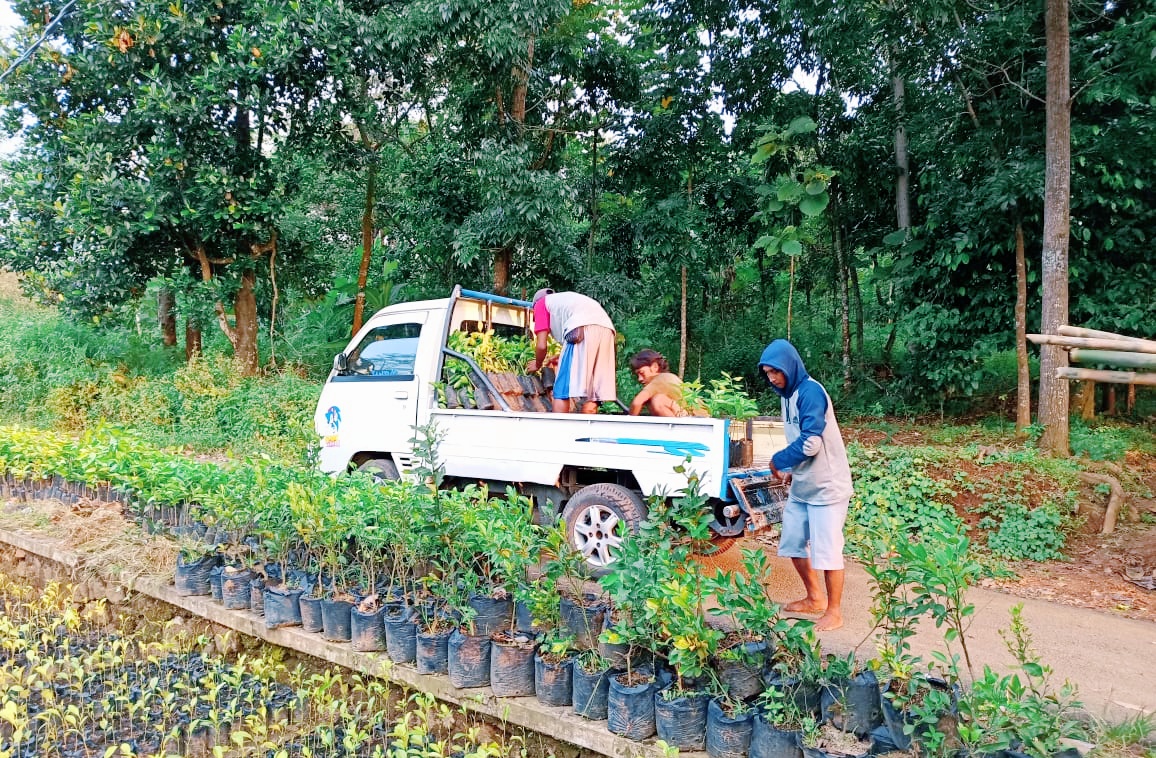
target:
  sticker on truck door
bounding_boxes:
[323,405,341,447]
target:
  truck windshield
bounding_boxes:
[349,323,422,377]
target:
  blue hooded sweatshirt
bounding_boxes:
[758,340,853,506]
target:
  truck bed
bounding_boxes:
[429,407,735,499]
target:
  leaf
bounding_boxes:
[1022,662,1044,678]
[782,239,802,255]
[775,180,804,203]
[787,116,817,135]
[798,193,829,216]
[804,179,827,195]
[883,230,908,246]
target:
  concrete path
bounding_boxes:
[709,539,1156,723]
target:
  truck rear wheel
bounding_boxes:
[358,457,399,483]
[561,483,647,577]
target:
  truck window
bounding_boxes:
[347,323,422,379]
[457,320,526,339]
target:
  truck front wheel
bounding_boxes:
[561,483,647,577]
[357,457,399,483]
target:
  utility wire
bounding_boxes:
[0,0,78,84]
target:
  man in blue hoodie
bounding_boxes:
[758,339,854,631]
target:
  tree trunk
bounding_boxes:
[1038,0,1072,456]
[192,242,237,348]
[510,35,535,129]
[679,264,688,377]
[1014,220,1031,436]
[353,155,378,335]
[587,126,598,272]
[786,256,795,341]
[893,74,911,231]
[849,263,863,357]
[185,319,202,361]
[493,248,512,296]
[158,287,177,347]
[888,59,909,372]
[832,191,851,392]
[233,269,259,376]
[881,282,897,367]
[1073,380,1096,420]
[489,35,535,294]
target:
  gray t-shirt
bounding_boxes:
[540,292,614,343]
[780,379,854,505]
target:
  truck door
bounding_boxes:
[317,313,426,472]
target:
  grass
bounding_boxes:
[1091,712,1156,758]
[0,286,319,464]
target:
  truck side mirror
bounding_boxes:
[333,353,349,373]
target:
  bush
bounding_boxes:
[1070,419,1148,460]
[0,298,317,462]
[845,445,964,557]
[981,501,1067,562]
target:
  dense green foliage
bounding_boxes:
[845,443,1087,565]
[0,425,1102,754]
[846,446,963,541]
[0,296,316,462]
[0,0,1152,412]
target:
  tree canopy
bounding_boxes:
[0,0,1153,425]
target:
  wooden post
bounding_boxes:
[1059,325,1156,348]
[1078,471,1127,534]
[1028,334,1156,354]
[1056,367,1156,385]
[1072,380,1095,420]
[1070,349,1156,370]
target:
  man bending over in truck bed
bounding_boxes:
[526,288,617,414]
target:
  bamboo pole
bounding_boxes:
[1056,367,1156,385]
[1070,349,1156,370]
[1059,325,1156,349]
[1027,334,1156,355]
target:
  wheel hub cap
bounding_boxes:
[573,505,623,567]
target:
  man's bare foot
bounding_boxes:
[784,598,826,614]
[814,612,844,631]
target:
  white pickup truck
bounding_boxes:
[315,286,785,573]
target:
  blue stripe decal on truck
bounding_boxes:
[575,437,709,458]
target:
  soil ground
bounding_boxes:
[998,524,1156,622]
[842,427,1156,622]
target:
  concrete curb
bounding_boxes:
[0,526,680,758]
